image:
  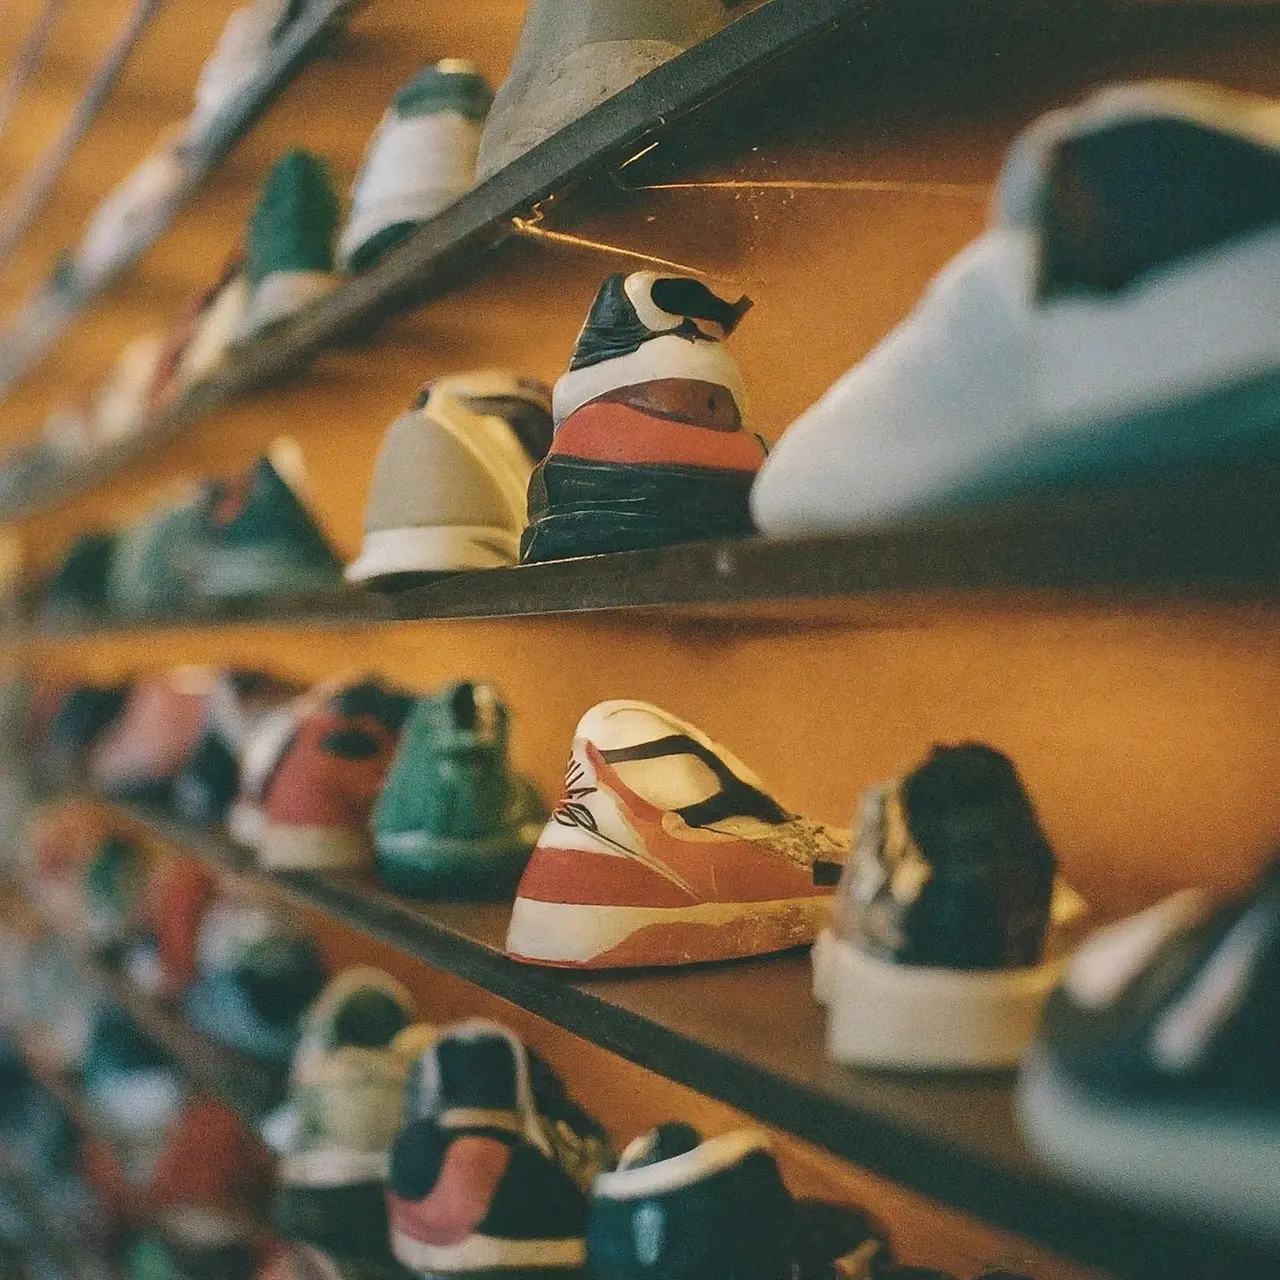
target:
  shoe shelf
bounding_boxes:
[17,453,1280,643]
[75,792,1277,1280]
[0,0,362,400]
[0,0,871,523]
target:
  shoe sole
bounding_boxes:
[815,929,1064,1070]
[391,1228,584,1275]
[505,895,830,968]
[258,822,374,871]
[521,457,754,561]
[1018,1046,1280,1247]
[344,524,521,582]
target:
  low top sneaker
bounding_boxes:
[374,682,546,900]
[192,452,344,604]
[268,968,435,1264]
[258,678,414,871]
[813,744,1088,1070]
[152,256,250,405]
[338,60,492,273]
[88,668,216,805]
[123,857,219,1000]
[752,81,1280,535]
[236,150,340,342]
[476,0,733,181]
[345,371,554,584]
[173,669,304,826]
[589,1125,794,1280]
[1018,861,1280,1246]
[41,531,116,624]
[521,272,761,561]
[184,895,327,1065]
[506,700,847,968]
[388,1019,611,1276]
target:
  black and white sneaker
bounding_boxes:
[1019,861,1280,1246]
[588,1124,796,1280]
[814,744,1087,1069]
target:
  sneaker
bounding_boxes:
[258,678,414,871]
[184,895,327,1066]
[12,935,102,1071]
[344,371,553,585]
[25,803,118,933]
[374,682,545,900]
[813,744,1088,1070]
[588,1125,794,1280]
[751,81,1280,535]
[476,0,734,181]
[147,1097,272,1280]
[521,272,761,562]
[123,857,219,1000]
[37,684,129,785]
[338,60,492,273]
[1018,861,1280,1246]
[268,968,435,1264]
[401,1018,614,1195]
[190,452,344,603]
[505,700,847,968]
[41,532,116,624]
[88,668,216,804]
[388,1020,610,1275]
[173,669,304,826]
[236,150,339,342]
[83,834,149,957]
[93,333,165,443]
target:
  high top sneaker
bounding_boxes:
[345,371,554,585]
[339,61,493,273]
[521,272,762,561]
[387,1019,611,1276]
[588,1125,795,1280]
[269,968,436,1265]
[257,678,415,870]
[236,149,339,341]
[1019,861,1280,1248]
[477,0,734,181]
[374,682,546,900]
[506,700,847,968]
[814,744,1088,1070]
[752,81,1280,535]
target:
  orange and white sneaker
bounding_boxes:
[505,701,848,968]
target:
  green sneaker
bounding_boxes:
[338,60,493,273]
[237,149,339,342]
[193,452,344,602]
[375,682,545,899]
[84,833,148,957]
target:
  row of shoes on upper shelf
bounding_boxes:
[8,670,1278,1248]
[11,75,1280,552]
[1,834,1030,1280]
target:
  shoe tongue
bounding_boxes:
[619,1122,701,1171]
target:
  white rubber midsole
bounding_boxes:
[258,822,373,871]
[816,929,1065,1069]
[392,1228,584,1273]
[344,525,520,580]
[505,895,830,964]
[1018,1048,1280,1247]
[280,1146,389,1188]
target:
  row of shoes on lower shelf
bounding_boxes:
[9,668,1279,1248]
[0,902,1032,1280]
[12,76,1280,564]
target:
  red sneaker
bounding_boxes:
[258,679,414,871]
[506,701,848,968]
[124,856,219,1000]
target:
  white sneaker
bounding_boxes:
[345,370,552,582]
[751,81,1280,536]
[338,60,492,273]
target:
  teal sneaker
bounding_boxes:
[237,149,339,342]
[374,682,545,899]
[42,531,117,624]
[192,453,343,603]
[84,834,148,958]
[338,60,492,273]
